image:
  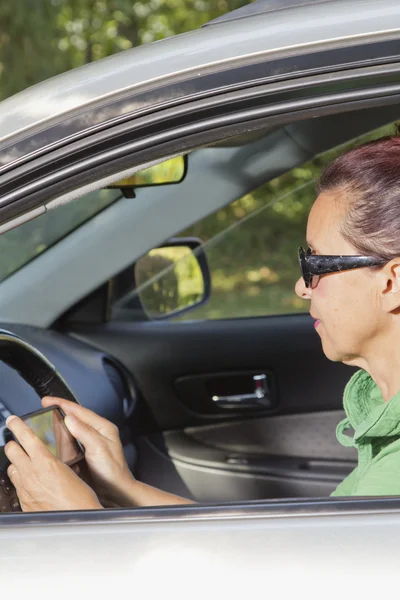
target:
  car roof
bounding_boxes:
[0,0,399,146]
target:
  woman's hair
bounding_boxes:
[318,134,400,260]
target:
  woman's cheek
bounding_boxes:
[314,276,328,299]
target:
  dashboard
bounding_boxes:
[0,323,137,460]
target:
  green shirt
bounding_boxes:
[332,369,400,497]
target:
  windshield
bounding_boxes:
[0,189,121,282]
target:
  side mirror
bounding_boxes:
[112,238,211,320]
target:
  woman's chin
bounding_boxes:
[320,338,344,363]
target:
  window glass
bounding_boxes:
[180,170,315,319]
[177,124,395,320]
[0,189,121,282]
[112,122,396,322]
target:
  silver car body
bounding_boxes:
[3,501,400,598]
[1,0,398,142]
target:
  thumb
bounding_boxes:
[64,415,100,452]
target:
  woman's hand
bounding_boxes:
[41,397,135,508]
[4,415,102,512]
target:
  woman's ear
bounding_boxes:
[380,261,400,312]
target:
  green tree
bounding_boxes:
[0,0,251,100]
[0,2,64,95]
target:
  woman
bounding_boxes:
[295,133,400,496]
[6,133,400,511]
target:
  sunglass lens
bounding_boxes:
[298,247,310,287]
[310,274,319,289]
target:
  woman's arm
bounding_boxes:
[108,478,194,507]
[41,396,194,508]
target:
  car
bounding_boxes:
[1,0,400,595]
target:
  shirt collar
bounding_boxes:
[337,370,400,446]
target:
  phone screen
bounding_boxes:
[20,407,84,466]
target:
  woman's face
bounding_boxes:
[295,190,387,365]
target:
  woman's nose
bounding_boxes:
[295,276,312,300]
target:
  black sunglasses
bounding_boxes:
[298,246,388,288]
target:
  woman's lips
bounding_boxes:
[310,315,321,328]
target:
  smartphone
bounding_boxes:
[4,406,84,466]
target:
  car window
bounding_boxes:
[181,172,315,319]
[113,122,395,321]
[0,189,121,282]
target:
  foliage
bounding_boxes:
[0,0,250,100]
[135,245,204,316]
[177,122,397,320]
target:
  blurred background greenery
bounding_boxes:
[179,123,395,320]
[0,0,251,100]
[135,245,204,317]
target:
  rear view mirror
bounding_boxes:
[133,238,211,319]
[107,156,187,194]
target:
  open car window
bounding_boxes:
[111,121,397,323]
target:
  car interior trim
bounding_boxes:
[0,205,46,235]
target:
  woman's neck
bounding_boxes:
[344,336,400,402]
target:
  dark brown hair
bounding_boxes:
[318,134,400,260]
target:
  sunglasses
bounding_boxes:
[298,246,388,288]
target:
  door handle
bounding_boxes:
[212,374,271,409]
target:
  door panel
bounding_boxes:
[181,411,356,461]
[163,412,356,500]
[71,313,357,500]
[136,435,352,501]
[72,315,355,428]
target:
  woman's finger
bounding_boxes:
[63,415,102,450]
[7,464,20,487]
[6,416,46,459]
[4,440,29,470]
[41,397,114,435]
[71,463,80,476]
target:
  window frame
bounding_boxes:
[3,59,400,328]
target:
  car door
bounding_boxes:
[1,15,400,502]
[3,5,400,595]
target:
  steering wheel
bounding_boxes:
[0,329,79,512]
